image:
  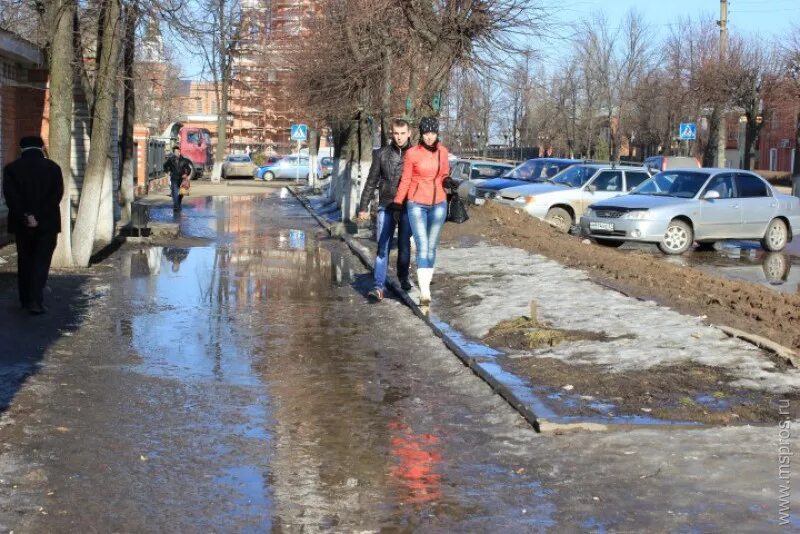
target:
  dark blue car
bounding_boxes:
[469,158,580,204]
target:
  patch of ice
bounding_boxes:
[435,245,800,393]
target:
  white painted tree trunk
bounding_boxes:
[95,155,114,247]
[48,0,75,268]
[71,0,122,266]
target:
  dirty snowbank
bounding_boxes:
[434,245,800,393]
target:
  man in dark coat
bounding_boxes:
[2,136,64,314]
[356,118,413,301]
[162,146,192,210]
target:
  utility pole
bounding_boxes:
[716,0,729,168]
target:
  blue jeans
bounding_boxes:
[407,200,447,269]
[170,179,183,209]
[374,207,411,289]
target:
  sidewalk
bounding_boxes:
[298,188,800,427]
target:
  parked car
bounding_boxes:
[318,156,334,178]
[469,158,581,204]
[580,169,800,254]
[222,154,256,179]
[643,155,701,174]
[254,155,310,181]
[253,156,282,179]
[449,159,514,197]
[496,163,652,232]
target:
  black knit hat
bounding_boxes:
[419,116,439,134]
[19,136,44,149]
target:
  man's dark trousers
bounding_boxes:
[15,228,57,308]
[170,179,183,209]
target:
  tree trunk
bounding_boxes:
[793,111,800,179]
[119,4,137,226]
[742,115,759,170]
[380,48,391,147]
[95,154,114,246]
[71,0,122,266]
[48,0,76,268]
[214,0,229,165]
[716,113,727,168]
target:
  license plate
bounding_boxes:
[590,222,614,231]
[474,198,486,206]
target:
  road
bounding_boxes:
[0,190,796,531]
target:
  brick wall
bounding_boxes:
[0,64,47,245]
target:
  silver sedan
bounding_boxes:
[579,169,800,254]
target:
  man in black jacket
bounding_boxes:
[356,118,413,301]
[2,136,64,314]
[162,146,192,210]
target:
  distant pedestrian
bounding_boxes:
[2,136,64,314]
[392,117,450,305]
[163,146,192,210]
[357,118,414,301]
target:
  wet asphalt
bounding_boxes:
[0,191,795,532]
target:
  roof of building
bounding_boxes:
[0,29,42,66]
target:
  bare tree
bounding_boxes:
[71,0,123,266]
[46,0,76,267]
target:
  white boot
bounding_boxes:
[417,268,433,305]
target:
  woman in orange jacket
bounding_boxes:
[392,117,449,305]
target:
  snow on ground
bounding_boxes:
[435,244,800,393]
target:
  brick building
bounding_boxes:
[1,29,120,246]
[757,79,799,174]
[0,30,47,245]
[229,0,314,153]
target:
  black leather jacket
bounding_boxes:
[358,140,412,212]
[163,155,193,181]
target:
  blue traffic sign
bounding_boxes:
[290,124,308,142]
[679,123,697,141]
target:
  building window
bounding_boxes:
[196,100,203,114]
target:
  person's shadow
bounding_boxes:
[0,271,90,413]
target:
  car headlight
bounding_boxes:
[584,208,595,218]
[622,210,649,220]
[513,196,526,203]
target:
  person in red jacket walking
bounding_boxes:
[392,117,449,305]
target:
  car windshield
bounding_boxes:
[503,160,574,182]
[473,164,511,179]
[551,165,595,188]
[631,171,709,198]
[228,155,251,162]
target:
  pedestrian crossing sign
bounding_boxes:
[679,123,697,141]
[291,124,308,142]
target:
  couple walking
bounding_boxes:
[357,116,450,305]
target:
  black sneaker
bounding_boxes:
[367,288,384,302]
[400,279,413,291]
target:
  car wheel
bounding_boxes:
[264,171,275,182]
[762,252,790,284]
[658,219,693,255]
[594,238,623,248]
[545,207,572,233]
[761,218,788,252]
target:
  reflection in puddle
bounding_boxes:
[665,243,799,293]
[388,421,443,505]
[120,239,355,384]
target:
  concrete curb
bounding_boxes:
[286,187,549,432]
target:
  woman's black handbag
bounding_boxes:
[447,193,469,223]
